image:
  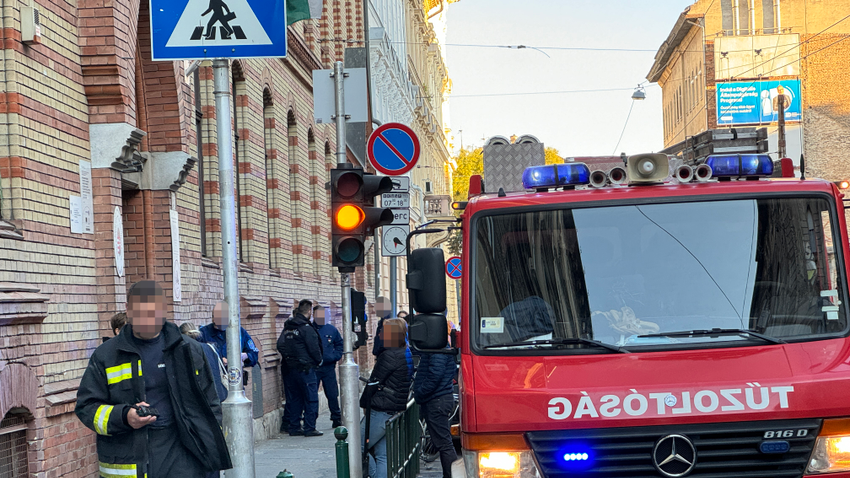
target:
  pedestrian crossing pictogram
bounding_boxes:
[166,0,272,48]
[151,0,287,60]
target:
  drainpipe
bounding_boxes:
[0,0,13,221]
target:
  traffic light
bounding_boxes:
[330,166,394,272]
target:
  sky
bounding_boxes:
[442,0,694,157]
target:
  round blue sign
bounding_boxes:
[367,123,421,176]
[446,256,462,280]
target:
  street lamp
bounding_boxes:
[614,86,647,154]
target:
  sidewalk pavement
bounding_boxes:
[252,410,459,478]
[254,411,338,478]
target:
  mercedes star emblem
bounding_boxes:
[652,434,697,477]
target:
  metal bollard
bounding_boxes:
[276,470,294,478]
[335,426,351,478]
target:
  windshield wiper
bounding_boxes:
[484,338,629,353]
[638,328,786,344]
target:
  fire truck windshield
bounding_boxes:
[471,196,848,353]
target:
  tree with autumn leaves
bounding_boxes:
[448,145,561,253]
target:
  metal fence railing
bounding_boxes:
[385,399,421,478]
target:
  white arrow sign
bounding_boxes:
[166,0,272,47]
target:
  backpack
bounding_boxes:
[281,326,302,364]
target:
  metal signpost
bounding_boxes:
[149,1,290,476]
[329,61,364,477]
[368,129,419,316]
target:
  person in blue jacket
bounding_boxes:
[180,322,227,403]
[413,322,457,478]
[312,304,344,428]
[199,301,260,371]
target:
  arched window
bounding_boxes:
[0,411,30,476]
[232,61,246,261]
[287,110,303,273]
[308,129,320,277]
[264,88,276,268]
[324,141,334,280]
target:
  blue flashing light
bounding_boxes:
[522,163,591,190]
[705,154,774,178]
[563,452,590,462]
[759,440,791,454]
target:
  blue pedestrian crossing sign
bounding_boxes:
[150,0,287,60]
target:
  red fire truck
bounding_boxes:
[406,153,850,478]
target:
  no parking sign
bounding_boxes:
[446,256,462,280]
[367,123,420,176]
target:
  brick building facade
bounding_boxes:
[646,0,850,182]
[0,0,453,476]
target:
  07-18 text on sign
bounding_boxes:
[381,193,410,209]
[149,0,288,60]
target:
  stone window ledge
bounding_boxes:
[0,283,48,326]
[0,220,23,240]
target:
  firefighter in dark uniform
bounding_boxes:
[75,281,232,478]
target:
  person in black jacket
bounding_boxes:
[76,281,231,478]
[180,322,227,403]
[281,299,324,437]
[277,307,299,434]
[361,318,414,478]
[413,322,457,478]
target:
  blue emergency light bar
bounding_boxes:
[704,154,774,178]
[522,163,591,190]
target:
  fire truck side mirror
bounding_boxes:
[406,248,447,313]
[409,313,449,351]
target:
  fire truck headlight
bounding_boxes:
[807,419,850,474]
[462,450,541,478]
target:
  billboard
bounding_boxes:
[716,79,801,126]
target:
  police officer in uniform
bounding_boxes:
[312,304,343,428]
[281,299,324,436]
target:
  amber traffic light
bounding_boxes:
[330,166,394,272]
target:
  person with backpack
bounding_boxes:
[277,308,299,434]
[281,299,324,437]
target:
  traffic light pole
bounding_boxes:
[390,256,397,317]
[333,60,363,478]
[213,58,255,478]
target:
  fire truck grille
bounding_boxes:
[526,418,821,478]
